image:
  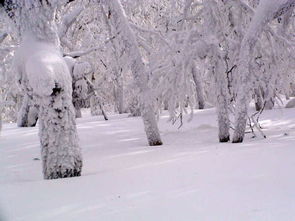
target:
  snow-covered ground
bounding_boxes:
[0,107,295,221]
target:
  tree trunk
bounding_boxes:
[17,94,39,127]
[212,54,230,143]
[90,96,108,120]
[90,96,101,116]
[75,106,82,118]
[163,100,169,110]
[128,96,141,117]
[254,88,264,111]
[38,84,82,179]
[191,65,205,109]
[97,99,108,121]
[103,0,162,146]
[114,82,125,114]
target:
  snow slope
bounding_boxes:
[0,107,295,221]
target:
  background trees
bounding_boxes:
[0,0,295,167]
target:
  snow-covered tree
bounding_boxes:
[134,0,233,142]
[101,0,163,146]
[233,0,295,143]
[2,0,83,179]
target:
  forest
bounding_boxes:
[0,0,295,220]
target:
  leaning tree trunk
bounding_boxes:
[102,0,162,146]
[191,64,205,109]
[17,93,39,127]
[212,53,230,143]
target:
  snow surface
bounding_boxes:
[1,107,295,221]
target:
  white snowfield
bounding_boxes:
[0,107,295,221]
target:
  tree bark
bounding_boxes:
[191,65,205,110]
[38,84,82,179]
[114,82,125,114]
[212,54,230,143]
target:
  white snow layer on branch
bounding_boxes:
[15,35,71,97]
